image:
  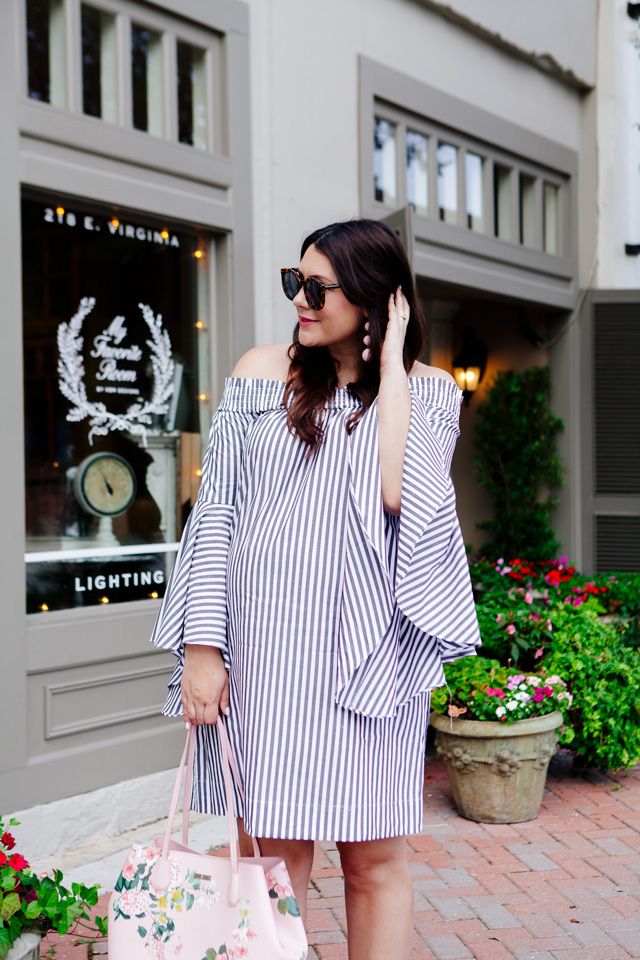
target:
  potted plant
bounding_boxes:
[0,817,107,960]
[430,657,570,823]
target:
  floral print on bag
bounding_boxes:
[199,898,257,959]
[266,870,301,918]
[112,844,222,959]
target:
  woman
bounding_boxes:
[152,219,481,960]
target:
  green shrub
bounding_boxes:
[474,368,563,561]
[457,556,640,770]
[545,608,640,771]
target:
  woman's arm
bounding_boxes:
[374,287,454,515]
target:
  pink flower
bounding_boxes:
[506,624,516,635]
[535,648,543,658]
[486,687,505,699]
[122,857,137,881]
[8,854,29,871]
[546,620,553,630]
[524,591,533,605]
[543,686,554,697]
[532,689,545,702]
[116,889,148,917]
[143,847,161,861]
[496,613,503,623]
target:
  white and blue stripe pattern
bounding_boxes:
[152,376,481,841]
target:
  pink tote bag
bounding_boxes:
[108,719,308,960]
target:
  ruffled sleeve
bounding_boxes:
[395,378,481,662]
[150,378,285,660]
[335,377,480,719]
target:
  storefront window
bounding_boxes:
[22,193,209,613]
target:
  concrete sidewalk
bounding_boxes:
[41,751,640,960]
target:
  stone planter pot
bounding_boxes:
[430,709,563,823]
[4,932,42,960]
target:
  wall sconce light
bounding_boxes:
[453,328,488,405]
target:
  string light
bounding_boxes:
[161,230,169,240]
[149,591,159,599]
[198,393,207,401]
[194,250,204,259]
[195,321,204,329]
[195,469,202,477]
[52,461,59,468]
[40,604,49,612]
[55,206,65,216]
[111,217,120,228]
[100,596,109,604]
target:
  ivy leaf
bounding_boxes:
[0,893,20,922]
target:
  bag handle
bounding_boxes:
[150,719,259,904]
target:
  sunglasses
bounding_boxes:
[281,267,340,311]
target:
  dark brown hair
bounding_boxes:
[284,218,425,451]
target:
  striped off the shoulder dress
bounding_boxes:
[151,375,481,841]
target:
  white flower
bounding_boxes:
[519,683,528,691]
[495,706,506,717]
[526,676,539,686]
[506,700,519,711]
[514,691,531,702]
[546,675,565,686]
[557,691,573,705]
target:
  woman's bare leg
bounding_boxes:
[337,836,413,960]
[236,821,314,925]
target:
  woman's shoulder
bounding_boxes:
[408,361,456,384]
[231,343,291,381]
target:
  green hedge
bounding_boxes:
[435,555,640,771]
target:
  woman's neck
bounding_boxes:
[328,343,362,388]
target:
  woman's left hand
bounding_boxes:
[362,286,410,372]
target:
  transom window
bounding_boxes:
[373,103,567,257]
[25,0,225,154]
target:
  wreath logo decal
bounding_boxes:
[57,297,175,446]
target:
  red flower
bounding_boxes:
[9,854,29,871]
[1,832,16,850]
[0,851,7,866]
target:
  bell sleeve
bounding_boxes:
[150,377,283,666]
[394,378,481,663]
[336,377,480,719]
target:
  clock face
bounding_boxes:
[75,453,137,517]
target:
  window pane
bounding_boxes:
[131,23,164,136]
[465,152,484,232]
[406,130,428,216]
[520,174,536,247]
[22,194,208,613]
[437,142,458,225]
[373,118,397,205]
[493,164,512,240]
[81,5,118,122]
[177,41,209,149]
[544,183,559,254]
[26,0,66,108]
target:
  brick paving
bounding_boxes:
[42,751,640,959]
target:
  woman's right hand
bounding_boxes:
[181,644,230,727]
